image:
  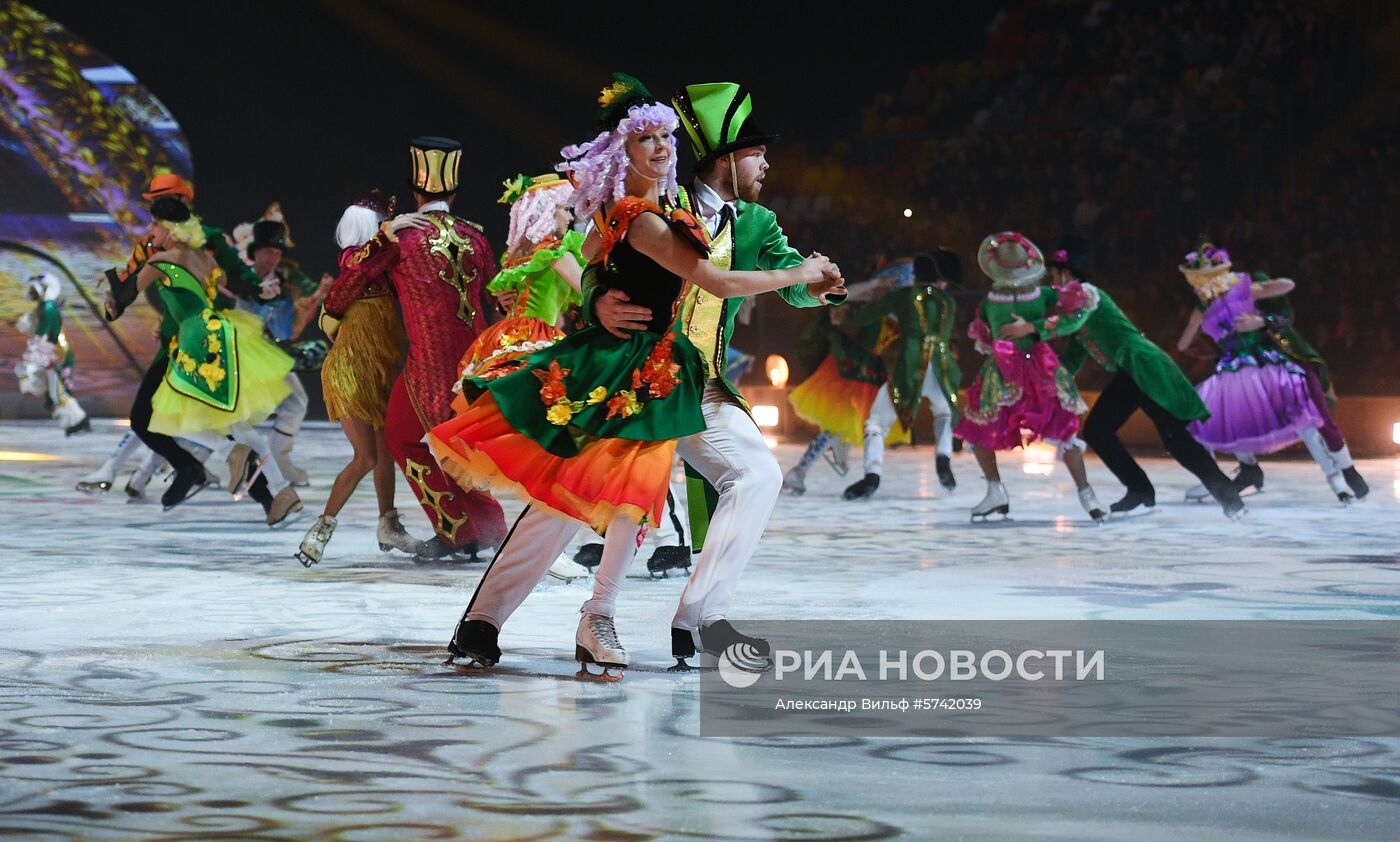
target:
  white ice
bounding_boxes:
[1,420,1398,840]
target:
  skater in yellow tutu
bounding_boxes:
[107,197,303,525]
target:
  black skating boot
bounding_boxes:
[161,465,208,511]
[842,473,880,501]
[1209,481,1247,520]
[451,542,482,562]
[573,542,604,570]
[669,627,698,672]
[414,536,457,563]
[646,545,692,578]
[1229,463,1264,495]
[445,619,500,668]
[936,455,956,491]
[64,416,91,437]
[1342,466,1369,501]
[1109,488,1155,515]
[698,619,774,673]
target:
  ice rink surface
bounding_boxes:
[2,420,1398,840]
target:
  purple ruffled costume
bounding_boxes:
[1187,280,1324,453]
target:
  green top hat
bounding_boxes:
[672,82,779,169]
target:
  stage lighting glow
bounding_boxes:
[903,208,913,218]
[763,435,780,449]
[753,405,781,428]
[0,451,62,462]
[766,354,789,388]
[1021,441,1058,476]
[1393,421,1400,445]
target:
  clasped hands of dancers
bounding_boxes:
[75,70,1366,678]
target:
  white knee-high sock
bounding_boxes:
[582,515,642,617]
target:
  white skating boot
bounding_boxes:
[376,508,423,554]
[125,451,163,500]
[1078,484,1107,523]
[971,480,1010,522]
[781,466,806,496]
[1327,472,1355,506]
[269,430,309,487]
[548,555,591,581]
[576,611,627,679]
[1183,482,1211,503]
[77,432,144,493]
[295,515,336,567]
[53,395,89,437]
[77,463,118,494]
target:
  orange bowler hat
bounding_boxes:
[142,173,195,201]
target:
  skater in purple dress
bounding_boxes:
[1176,243,1365,503]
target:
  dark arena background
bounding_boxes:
[2,1,1400,839]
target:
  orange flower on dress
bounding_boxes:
[606,390,641,419]
[534,360,570,406]
[638,333,681,398]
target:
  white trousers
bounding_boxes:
[670,386,782,630]
[863,363,954,475]
[463,382,781,632]
[273,373,308,437]
[465,507,642,627]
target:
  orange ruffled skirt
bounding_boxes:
[458,316,565,383]
[428,393,677,532]
[788,356,908,445]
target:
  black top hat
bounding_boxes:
[247,220,289,256]
[914,247,963,287]
[149,196,191,223]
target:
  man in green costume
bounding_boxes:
[838,249,963,500]
[589,82,846,668]
[1047,242,1244,518]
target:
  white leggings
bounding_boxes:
[182,424,288,493]
[863,363,955,475]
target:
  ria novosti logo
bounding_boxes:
[717,642,772,688]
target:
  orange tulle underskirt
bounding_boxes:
[428,392,676,532]
[788,356,909,445]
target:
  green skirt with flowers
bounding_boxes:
[428,326,706,530]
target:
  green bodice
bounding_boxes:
[152,261,239,411]
[489,229,585,325]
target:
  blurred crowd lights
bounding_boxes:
[766,354,789,388]
[753,405,781,428]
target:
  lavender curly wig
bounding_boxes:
[556,102,680,220]
[505,180,575,256]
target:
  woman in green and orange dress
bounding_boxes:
[428,73,840,673]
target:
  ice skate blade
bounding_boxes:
[575,644,627,680]
[76,481,111,494]
[576,663,625,682]
[444,655,496,671]
[293,551,319,568]
[161,481,205,512]
[970,505,1011,523]
[1109,506,1158,520]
